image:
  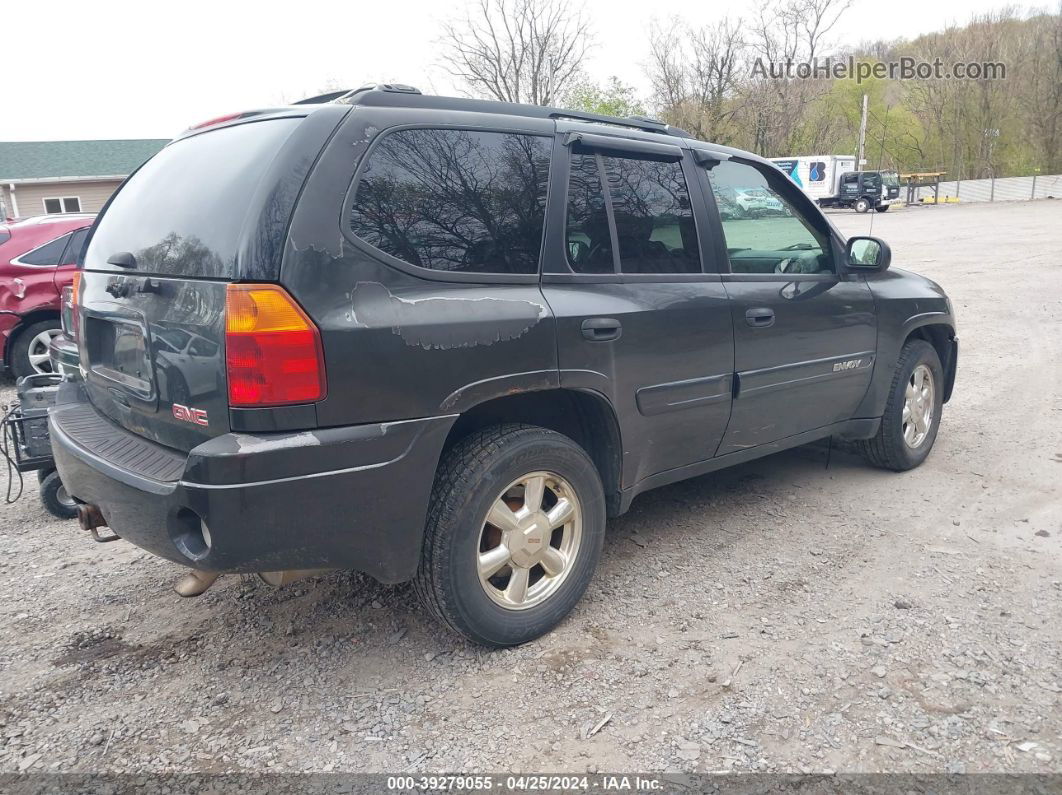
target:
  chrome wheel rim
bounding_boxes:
[56,483,76,509]
[28,329,60,374]
[477,471,582,611]
[902,364,935,448]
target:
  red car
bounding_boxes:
[0,214,94,378]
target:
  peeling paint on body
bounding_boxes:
[349,281,547,350]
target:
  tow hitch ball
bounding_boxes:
[76,504,119,543]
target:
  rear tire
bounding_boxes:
[854,197,871,213]
[40,470,78,520]
[858,340,944,471]
[10,320,60,379]
[414,424,606,647]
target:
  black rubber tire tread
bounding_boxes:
[39,470,78,520]
[413,423,605,647]
[857,339,943,471]
[10,320,59,380]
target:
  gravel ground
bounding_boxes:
[0,200,1059,775]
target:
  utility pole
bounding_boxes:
[856,93,869,168]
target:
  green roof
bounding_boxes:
[0,139,169,181]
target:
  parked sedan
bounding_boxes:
[0,214,93,378]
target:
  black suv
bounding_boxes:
[51,85,957,647]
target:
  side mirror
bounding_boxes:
[846,236,891,272]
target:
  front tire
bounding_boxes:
[854,197,872,213]
[875,204,890,213]
[858,340,944,471]
[414,424,606,647]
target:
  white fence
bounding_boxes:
[911,173,1062,203]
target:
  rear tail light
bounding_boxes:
[69,271,82,341]
[224,284,326,407]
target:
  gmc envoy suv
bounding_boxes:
[51,85,957,647]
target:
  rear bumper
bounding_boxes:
[50,382,455,583]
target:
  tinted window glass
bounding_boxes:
[0,230,10,247]
[44,198,63,214]
[84,118,301,277]
[351,129,551,274]
[705,160,833,275]
[62,197,81,213]
[19,233,72,266]
[62,227,89,264]
[602,155,699,274]
[565,153,613,274]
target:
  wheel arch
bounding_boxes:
[440,388,624,517]
[3,308,61,368]
[903,321,957,403]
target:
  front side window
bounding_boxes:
[350,129,551,275]
[566,150,700,275]
[704,160,833,275]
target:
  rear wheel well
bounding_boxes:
[904,323,956,401]
[442,390,623,516]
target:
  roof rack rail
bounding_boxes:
[293,90,353,105]
[339,86,692,139]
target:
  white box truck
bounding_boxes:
[771,155,901,213]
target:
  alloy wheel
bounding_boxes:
[27,329,60,374]
[477,471,583,610]
[902,363,935,448]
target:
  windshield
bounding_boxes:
[882,172,900,187]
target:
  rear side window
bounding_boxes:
[84,119,301,278]
[17,233,73,266]
[566,150,700,275]
[350,129,551,275]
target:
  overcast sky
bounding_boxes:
[5,0,1025,141]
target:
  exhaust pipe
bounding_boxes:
[174,569,221,597]
[258,569,333,587]
[76,504,119,542]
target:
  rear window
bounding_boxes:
[350,128,551,275]
[84,119,301,278]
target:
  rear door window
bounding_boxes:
[350,128,551,275]
[83,118,302,278]
[602,155,699,274]
[61,227,89,264]
[565,150,701,275]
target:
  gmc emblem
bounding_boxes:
[172,403,209,426]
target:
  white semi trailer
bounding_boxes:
[771,155,901,213]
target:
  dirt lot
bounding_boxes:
[1,200,1059,775]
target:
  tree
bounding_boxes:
[439,0,592,106]
[647,17,747,142]
[561,76,645,118]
